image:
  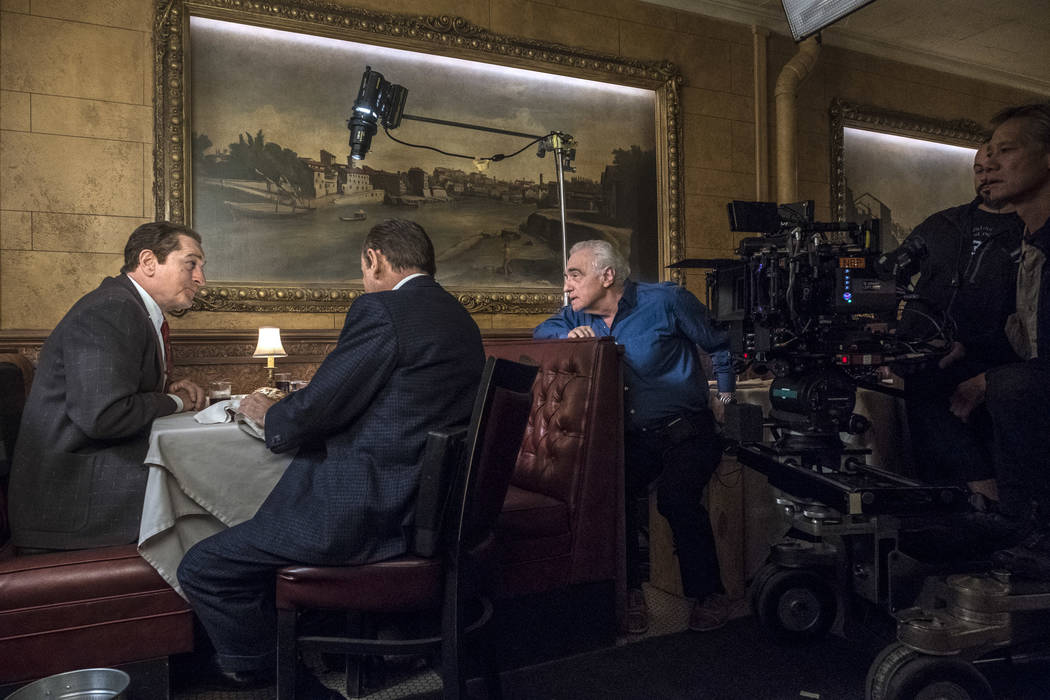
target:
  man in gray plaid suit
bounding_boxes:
[8,221,207,551]
[177,219,485,689]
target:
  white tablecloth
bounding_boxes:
[137,413,293,596]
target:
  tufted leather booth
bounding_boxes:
[0,335,625,689]
[0,354,193,693]
[482,337,625,598]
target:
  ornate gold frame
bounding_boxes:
[829,99,987,222]
[154,0,684,313]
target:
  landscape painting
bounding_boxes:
[840,128,977,249]
[830,101,987,253]
[188,16,661,301]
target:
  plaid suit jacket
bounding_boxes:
[9,275,177,549]
[246,275,485,564]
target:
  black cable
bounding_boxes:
[382,125,552,163]
[382,125,475,160]
[496,134,550,161]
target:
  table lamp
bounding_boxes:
[253,326,287,386]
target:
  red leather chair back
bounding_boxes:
[458,358,537,554]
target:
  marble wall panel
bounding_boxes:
[682,86,753,122]
[684,116,734,172]
[489,0,620,55]
[32,213,148,253]
[0,210,31,249]
[28,0,152,31]
[685,193,737,249]
[684,166,755,201]
[731,119,755,175]
[600,0,750,45]
[621,25,733,91]
[1,89,29,131]
[1,132,144,216]
[32,95,152,143]
[1,13,144,103]
[1,249,123,328]
[730,41,754,98]
[796,128,827,184]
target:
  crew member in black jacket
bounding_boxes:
[896,145,1023,499]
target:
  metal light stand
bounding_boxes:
[545,132,575,307]
[399,114,576,306]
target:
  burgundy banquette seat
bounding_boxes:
[0,334,626,690]
[482,337,624,598]
[0,353,193,696]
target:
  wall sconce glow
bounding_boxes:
[844,127,977,158]
[191,17,652,99]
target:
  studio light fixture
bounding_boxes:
[781,0,877,41]
[346,66,577,301]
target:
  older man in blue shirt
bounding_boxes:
[535,239,735,633]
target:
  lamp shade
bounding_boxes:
[252,326,287,358]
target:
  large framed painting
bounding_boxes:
[830,100,987,252]
[154,1,684,313]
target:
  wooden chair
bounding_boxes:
[275,357,538,699]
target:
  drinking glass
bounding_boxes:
[208,380,232,406]
[274,372,292,393]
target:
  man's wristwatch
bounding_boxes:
[716,392,736,405]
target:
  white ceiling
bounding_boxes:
[645,0,1050,96]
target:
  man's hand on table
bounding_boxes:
[567,326,596,338]
[170,379,207,412]
[238,392,277,427]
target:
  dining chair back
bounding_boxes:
[275,356,537,699]
[0,353,34,559]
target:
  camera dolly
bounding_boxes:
[737,441,972,644]
[737,441,1050,699]
[866,570,1050,700]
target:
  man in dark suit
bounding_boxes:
[177,219,486,688]
[8,221,207,551]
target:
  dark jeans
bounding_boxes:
[905,369,995,484]
[624,409,724,600]
[986,361,1050,518]
[177,520,297,674]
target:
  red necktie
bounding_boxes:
[160,320,174,379]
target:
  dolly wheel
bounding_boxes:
[748,562,783,614]
[755,568,836,643]
[866,642,993,700]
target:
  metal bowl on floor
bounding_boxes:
[5,668,130,699]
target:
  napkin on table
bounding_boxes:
[193,397,241,424]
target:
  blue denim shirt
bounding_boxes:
[534,280,734,430]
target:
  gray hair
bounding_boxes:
[569,240,630,285]
[990,103,1050,152]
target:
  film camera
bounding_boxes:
[698,201,973,654]
[706,204,1050,699]
[706,200,947,441]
